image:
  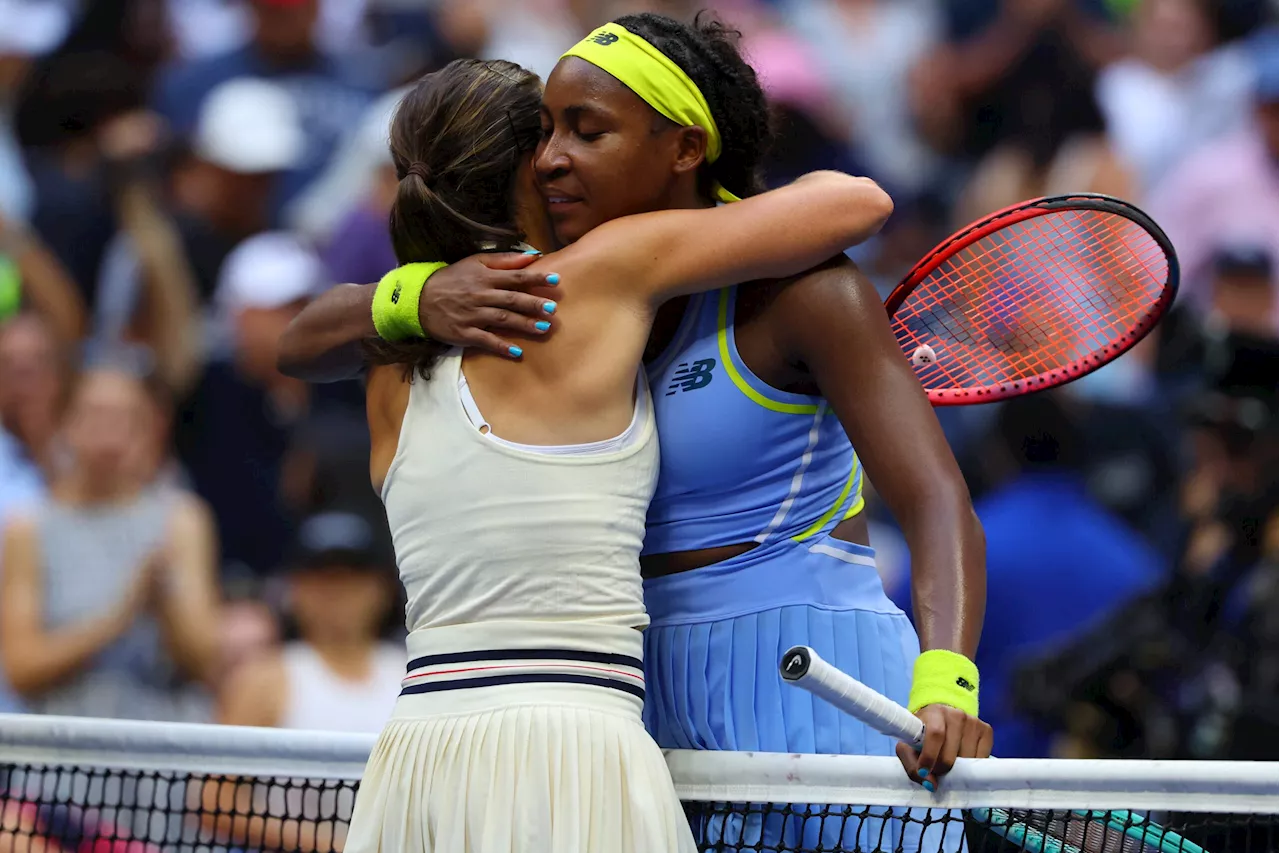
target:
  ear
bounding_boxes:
[670,125,709,178]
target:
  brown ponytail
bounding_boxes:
[364,59,543,380]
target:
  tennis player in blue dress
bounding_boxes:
[279,12,989,853]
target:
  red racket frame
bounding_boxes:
[883,193,1180,406]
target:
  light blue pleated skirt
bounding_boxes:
[643,534,966,853]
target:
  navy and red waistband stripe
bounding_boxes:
[401,672,645,700]
[405,648,643,672]
[400,647,645,700]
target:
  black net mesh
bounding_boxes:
[1,762,1275,853]
[684,801,1277,853]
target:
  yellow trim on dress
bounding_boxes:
[715,289,819,416]
[792,450,862,542]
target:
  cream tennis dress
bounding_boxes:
[345,351,695,853]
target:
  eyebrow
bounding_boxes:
[562,104,610,121]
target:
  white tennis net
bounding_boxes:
[1,713,1275,852]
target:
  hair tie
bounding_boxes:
[406,162,431,182]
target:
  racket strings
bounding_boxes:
[892,209,1169,396]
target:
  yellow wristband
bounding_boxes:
[907,649,979,717]
[371,262,447,341]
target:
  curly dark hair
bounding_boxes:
[364,58,543,380]
[613,11,773,201]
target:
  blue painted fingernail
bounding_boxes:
[922,780,935,794]
[543,302,557,314]
[917,769,929,779]
[546,273,560,285]
[523,249,542,255]
[508,346,523,358]
[535,321,551,332]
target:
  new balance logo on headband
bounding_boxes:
[667,359,716,395]
[589,31,619,46]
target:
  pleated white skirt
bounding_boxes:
[345,622,696,853]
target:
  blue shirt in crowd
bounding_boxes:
[152,46,371,221]
[892,471,1165,757]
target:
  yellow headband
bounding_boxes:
[561,23,740,204]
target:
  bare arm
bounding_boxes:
[98,111,204,395]
[277,283,376,382]
[773,257,990,784]
[0,517,147,697]
[154,494,222,685]
[281,171,890,380]
[575,172,893,305]
[277,254,555,381]
[774,258,985,657]
[0,215,87,343]
[114,175,204,396]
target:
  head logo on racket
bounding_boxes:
[782,648,810,679]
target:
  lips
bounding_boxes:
[539,186,583,212]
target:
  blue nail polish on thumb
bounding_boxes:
[523,249,542,255]
[922,781,935,794]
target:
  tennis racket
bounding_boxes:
[885,194,1178,406]
[779,645,1205,853]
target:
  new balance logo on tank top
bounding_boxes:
[643,286,865,556]
[665,359,716,395]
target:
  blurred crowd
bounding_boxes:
[0,0,1274,763]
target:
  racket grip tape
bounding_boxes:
[780,645,925,746]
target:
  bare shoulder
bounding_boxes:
[760,256,884,339]
[166,490,214,532]
[1,512,38,546]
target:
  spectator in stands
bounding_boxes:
[0,363,221,722]
[913,0,1133,226]
[177,231,327,582]
[782,0,941,195]
[1145,28,1278,324]
[95,76,303,389]
[0,0,70,223]
[437,0,584,82]
[13,50,147,305]
[0,314,69,527]
[152,0,371,219]
[1096,0,1257,193]
[289,88,404,283]
[950,391,1165,757]
[218,509,403,733]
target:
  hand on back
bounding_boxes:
[418,253,561,358]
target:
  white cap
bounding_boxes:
[216,232,328,311]
[0,0,71,57]
[194,77,305,174]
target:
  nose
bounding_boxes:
[534,131,571,182]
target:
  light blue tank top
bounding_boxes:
[643,286,864,555]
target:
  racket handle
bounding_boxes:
[780,645,925,747]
